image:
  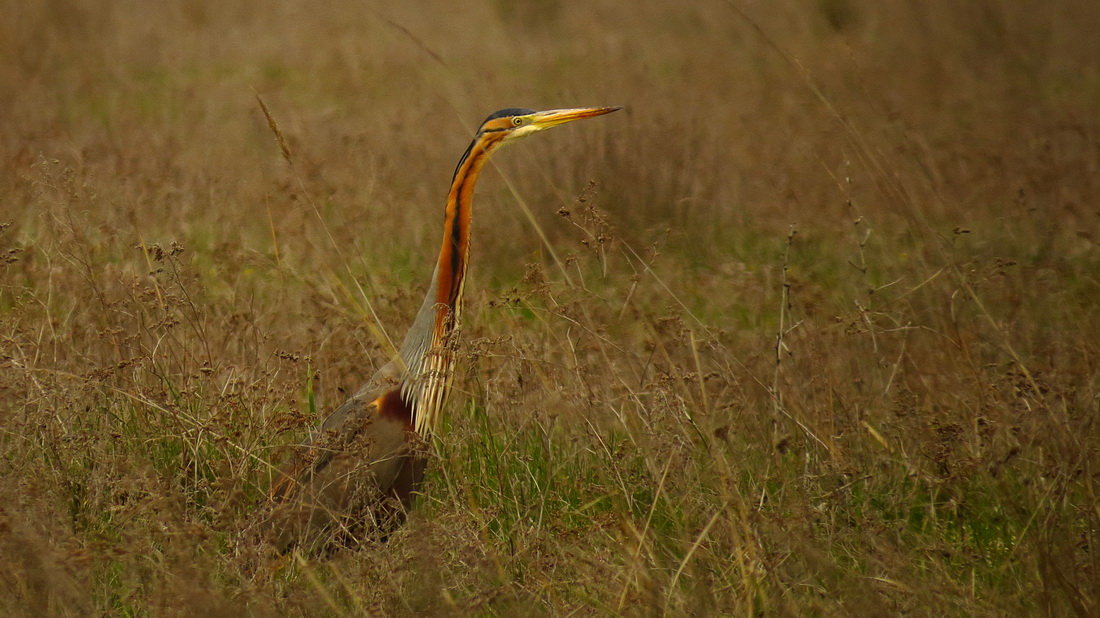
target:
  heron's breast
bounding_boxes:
[374,388,414,430]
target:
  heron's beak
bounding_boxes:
[503,105,620,140]
[528,106,622,130]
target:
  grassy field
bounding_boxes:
[2,1,1098,615]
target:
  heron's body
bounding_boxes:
[268,106,620,552]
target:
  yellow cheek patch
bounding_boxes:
[504,124,542,140]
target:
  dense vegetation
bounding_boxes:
[1,1,1097,614]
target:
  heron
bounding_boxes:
[268,106,621,552]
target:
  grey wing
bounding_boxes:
[267,398,415,552]
[316,357,403,434]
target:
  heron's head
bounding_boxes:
[477,106,622,144]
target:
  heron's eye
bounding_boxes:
[512,117,524,126]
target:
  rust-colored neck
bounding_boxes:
[395,130,506,435]
[432,132,504,331]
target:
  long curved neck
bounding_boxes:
[433,134,498,321]
[396,131,506,434]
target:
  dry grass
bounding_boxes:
[2,0,1098,615]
